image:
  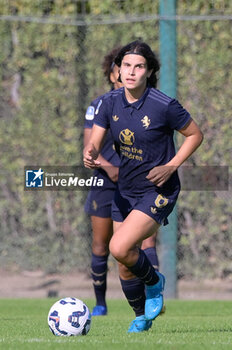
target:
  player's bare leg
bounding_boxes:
[91,216,113,256]
[111,210,159,267]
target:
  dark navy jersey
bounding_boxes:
[93,86,191,195]
[84,95,120,167]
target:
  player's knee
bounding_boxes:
[109,240,120,260]
[92,241,109,256]
[109,239,127,262]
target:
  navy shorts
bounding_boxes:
[111,189,179,225]
[84,169,117,218]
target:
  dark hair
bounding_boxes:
[114,40,160,88]
[102,46,122,85]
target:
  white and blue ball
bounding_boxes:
[48,297,91,336]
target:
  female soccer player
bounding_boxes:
[84,47,161,317]
[84,41,203,332]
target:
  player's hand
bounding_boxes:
[103,166,119,183]
[146,165,176,187]
[83,143,101,169]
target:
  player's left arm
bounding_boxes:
[147,119,203,186]
[168,118,204,168]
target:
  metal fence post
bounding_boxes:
[159,0,178,298]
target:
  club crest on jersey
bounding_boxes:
[119,128,135,146]
[141,115,151,129]
[112,115,119,122]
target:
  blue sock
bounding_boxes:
[128,249,159,286]
[143,247,159,270]
[120,277,145,316]
[91,253,108,307]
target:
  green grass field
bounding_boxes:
[0,299,231,350]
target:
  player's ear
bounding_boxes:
[110,71,116,84]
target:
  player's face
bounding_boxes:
[120,54,152,94]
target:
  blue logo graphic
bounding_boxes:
[25,168,44,188]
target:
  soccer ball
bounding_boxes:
[48,297,91,336]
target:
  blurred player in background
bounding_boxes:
[84,47,160,317]
[83,40,203,332]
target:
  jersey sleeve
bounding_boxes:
[93,96,111,130]
[166,99,191,130]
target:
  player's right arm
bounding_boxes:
[83,124,107,169]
